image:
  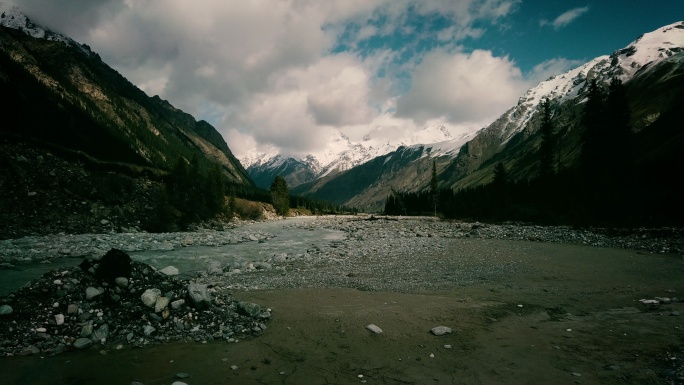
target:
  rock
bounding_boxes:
[0,304,13,316]
[430,326,452,336]
[73,338,93,350]
[141,289,162,308]
[92,324,109,342]
[154,296,170,313]
[175,373,190,379]
[159,266,180,276]
[366,324,383,334]
[55,314,65,325]
[171,299,185,310]
[236,301,261,317]
[95,248,132,281]
[67,304,79,314]
[114,277,129,289]
[206,260,223,275]
[85,287,102,300]
[253,261,272,270]
[143,325,156,336]
[81,323,93,337]
[100,219,109,225]
[187,282,211,310]
[671,311,681,316]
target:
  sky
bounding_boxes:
[6,0,684,159]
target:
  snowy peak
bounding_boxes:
[0,2,94,56]
[613,22,684,78]
[496,21,684,144]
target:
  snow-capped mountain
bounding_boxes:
[291,21,684,210]
[0,3,95,56]
[243,125,454,188]
[497,21,684,145]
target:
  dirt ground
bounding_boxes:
[1,240,683,385]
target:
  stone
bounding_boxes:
[430,326,452,336]
[175,373,190,379]
[236,301,261,317]
[366,324,383,334]
[114,277,129,289]
[143,325,156,336]
[73,338,93,350]
[55,314,65,326]
[160,266,180,276]
[92,324,109,342]
[0,304,13,316]
[206,260,223,275]
[187,282,212,310]
[100,219,109,225]
[171,299,185,310]
[154,296,170,313]
[81,323,94,337]
[85,287,102,300]
[95,249,132,281]
[141,289,162,308]
[67,304,79,314]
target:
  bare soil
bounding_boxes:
[1,239,683,385]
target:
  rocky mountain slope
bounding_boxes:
[0,5,253,237]
[292,22,684,211]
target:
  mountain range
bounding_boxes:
[2,2,683,222]
[258,21,684,211]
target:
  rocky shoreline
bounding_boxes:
[1,216,682,360]
[0,249,270,358]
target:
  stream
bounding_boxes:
[0,217,344,296]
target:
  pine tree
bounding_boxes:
[270,175,290,216]
[430,160,438,216]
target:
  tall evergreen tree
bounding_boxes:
[270,175,290,216]
[538,98,555,179]
[430,160,438,216]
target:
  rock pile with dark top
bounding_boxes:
[0,249,270,357]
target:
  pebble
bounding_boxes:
[366,324,383,334]
[0,305,12,316]
[431,326,452,336]
[85,287,102,300]
[174,373,190,379]
[73,338,93,350]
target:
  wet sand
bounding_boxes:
[1,240,683,384]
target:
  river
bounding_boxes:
[0,217,344,296]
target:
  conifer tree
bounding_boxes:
[270,175,290,216]
[430,160,438,216]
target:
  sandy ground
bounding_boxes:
[1,239,683,385]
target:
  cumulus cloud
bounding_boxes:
[10,0,528,158]
[395,49,527,126]
[540,6,590,30]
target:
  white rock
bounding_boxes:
[154,296,170,313]
[141,289,161,308]
[160,266,180,276]
[366,324,383,334]
[35,327,47,333]
[114,277,129,289]
[55,314,65,326]
[430,326,452,336]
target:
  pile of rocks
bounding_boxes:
[0,249,270,357]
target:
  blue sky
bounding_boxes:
[7,0,684,159]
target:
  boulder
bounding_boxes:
[0,304,13,316]
[187,282,211,310]
[141,289,161,308]
[236,301,261,317]
[154,296,170,313]
[73,338,93,350]
[85,287,102,300]
[159,266,179,276]
[430,326,452,336]
[95,249,132,281]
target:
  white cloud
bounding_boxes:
[541,6,590,30]
[10,0,525,158]
[395,49,527,126]
[527,57,584,84]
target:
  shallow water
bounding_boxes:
[0,217,343,296]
